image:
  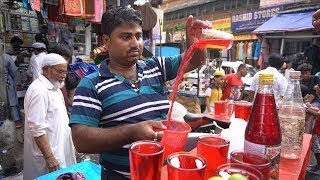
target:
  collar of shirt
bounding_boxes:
[98,59,147,78]
[38,75,54,90]
[265,67,279,73]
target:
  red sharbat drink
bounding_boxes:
[167,37,233,122]
[244,73,282,180]
[129,141,164,180]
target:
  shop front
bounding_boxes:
[253,8,319,70]
[231,5,284,67]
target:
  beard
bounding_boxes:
[50,80,64,90]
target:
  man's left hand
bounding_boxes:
[131,120,167,142]
[186,15,212,49]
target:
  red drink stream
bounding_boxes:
[167,39,232,125]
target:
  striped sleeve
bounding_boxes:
[164,55,182,81]
[70,77,102,127]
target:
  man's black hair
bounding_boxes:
[50,44,72,63]
[238,64,247,71]
[297,63,312,72]
[101,7,142,36]
[10,36,23,45]
[268,53,285,69]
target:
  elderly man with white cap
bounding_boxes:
[27,42,47,81]
[23,53,76,180]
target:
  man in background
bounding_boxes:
[27,42,47,81]
[222,64,248,101]
[23,53,76,180]
[249,54,288,107]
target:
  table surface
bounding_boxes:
[161,134,312,179]
[204,113,231,124]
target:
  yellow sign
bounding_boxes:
[212,18,231,33]
[234,34,259,41]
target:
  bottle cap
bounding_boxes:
[259,73,274,85]
[289,71,301,79]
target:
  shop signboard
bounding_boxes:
[231,5,284,33]
[234,34,259,41]
[260,0,305,7]
[212,18,231,33]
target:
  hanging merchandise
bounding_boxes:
[87,0,104,23]
[258,52,264,70]
[243,41,248,59]
[252,41,256,58]
[0,12,4,34]
[29,0,41,12]
[230,44,237,61]
[254,40,261,61]
[48,22,73,52]
[63,0,84,16]
[247,41,253,60]
[47,0,59,6]
[83,0,95,18]
[22,0,32,10]
[237,41,244,61]
[3,10,11,32]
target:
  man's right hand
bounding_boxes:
[131,120,167,142]
[45,156,60,172]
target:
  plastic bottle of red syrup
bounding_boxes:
[244,73,282,180]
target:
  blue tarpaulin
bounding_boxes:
[253,10,315,33]
[36,161,101,180]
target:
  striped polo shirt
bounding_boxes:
[70,55,181,176]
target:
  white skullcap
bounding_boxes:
[41,53,67,68]
[32,42,46,49]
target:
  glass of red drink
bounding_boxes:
[214,101,227,117]
[161,120,191,158]
[230,150,271,179]
[129,140,164,180]
[167,152,207,180]
[197,135,230,179]
[234,101,252,121]
[216,163,263,180]
[227,101,235,119]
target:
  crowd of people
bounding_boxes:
[1,6,320,180]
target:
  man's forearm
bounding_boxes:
[71,124,135,153]
[34,135,55,159]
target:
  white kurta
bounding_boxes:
[23,75,76,180]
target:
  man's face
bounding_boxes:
[104,23,143,67]
[46,63,68,89]
[240,67,248,77]
[301,71,311,81]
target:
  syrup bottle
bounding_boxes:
[244,73,282,179]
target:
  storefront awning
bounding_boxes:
[253,10,315,33]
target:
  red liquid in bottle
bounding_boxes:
[244,93,281,179]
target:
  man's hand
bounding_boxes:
[186,15,212,49]
[131,120,167,142]
[45,156,60,172]
[313,9,320,32]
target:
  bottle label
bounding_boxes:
[244,140,281,180]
